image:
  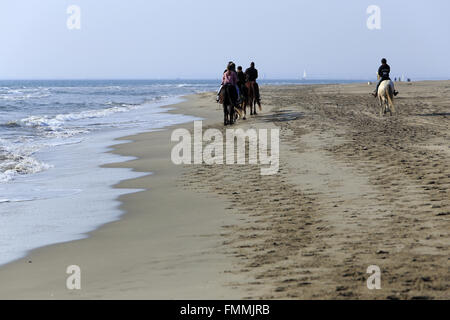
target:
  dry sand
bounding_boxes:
[0,81,448,299]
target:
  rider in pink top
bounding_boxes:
[216,62,240,103]
[222,70,238,86]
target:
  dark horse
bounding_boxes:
[244,81,261,116]
[220,84,237,126]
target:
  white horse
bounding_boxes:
[377,80,396,116]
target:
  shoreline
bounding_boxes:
[0,95,199,268]
[0,93,248,299]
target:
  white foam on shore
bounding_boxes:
[0,96,177,183]
[0,138,53,183]
[0,97,201,266]
[19,104,140,128]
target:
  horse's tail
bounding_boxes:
[252,82,257,105]
[251,82,256,105]
[387,83,395,112]
[247,82,253,104]
[255,82,262,111]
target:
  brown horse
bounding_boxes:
[244,81,261,117]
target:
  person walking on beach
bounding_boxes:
[245,62,261,104]
[372,58,399,97]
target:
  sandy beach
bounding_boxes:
[0,81,448,300]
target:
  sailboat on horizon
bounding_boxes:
[302,69,307,80]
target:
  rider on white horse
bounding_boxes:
[372,58,399,98]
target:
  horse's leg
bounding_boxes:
[382,96,387,115]
[228,87,234,124]
[224,87,230,125]
[231,89,236,124]
[388,84,396,115]
[234,106,240,121]
[388,93,395,115]
[230,105,234,125]
[252,83,257,115]
[378,96,383,116]
[223,104,227,125]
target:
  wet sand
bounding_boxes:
[0,81,448,299]
[0,95,248,299]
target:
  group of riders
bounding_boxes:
[216,58,399,125]
[217,61,261,108]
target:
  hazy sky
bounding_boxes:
[0,0,449,80]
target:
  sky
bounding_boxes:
[0,0,449,80]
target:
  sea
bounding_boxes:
[0,79,362,266]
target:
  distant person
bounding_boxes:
[245,62,260,103]
[237,66,247,101]
[223,61,234,74]
[217,62,240,102]
[229,63,241,102]
[372,58,399,97]
[221,64,239,106]
[223,64,238,86]
[222,61,233,73]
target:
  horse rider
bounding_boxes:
[245,62,261,103]
[237,66,247,101]
[372,58,399,98]
[221,64,239,106]
[217,62,241,103]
